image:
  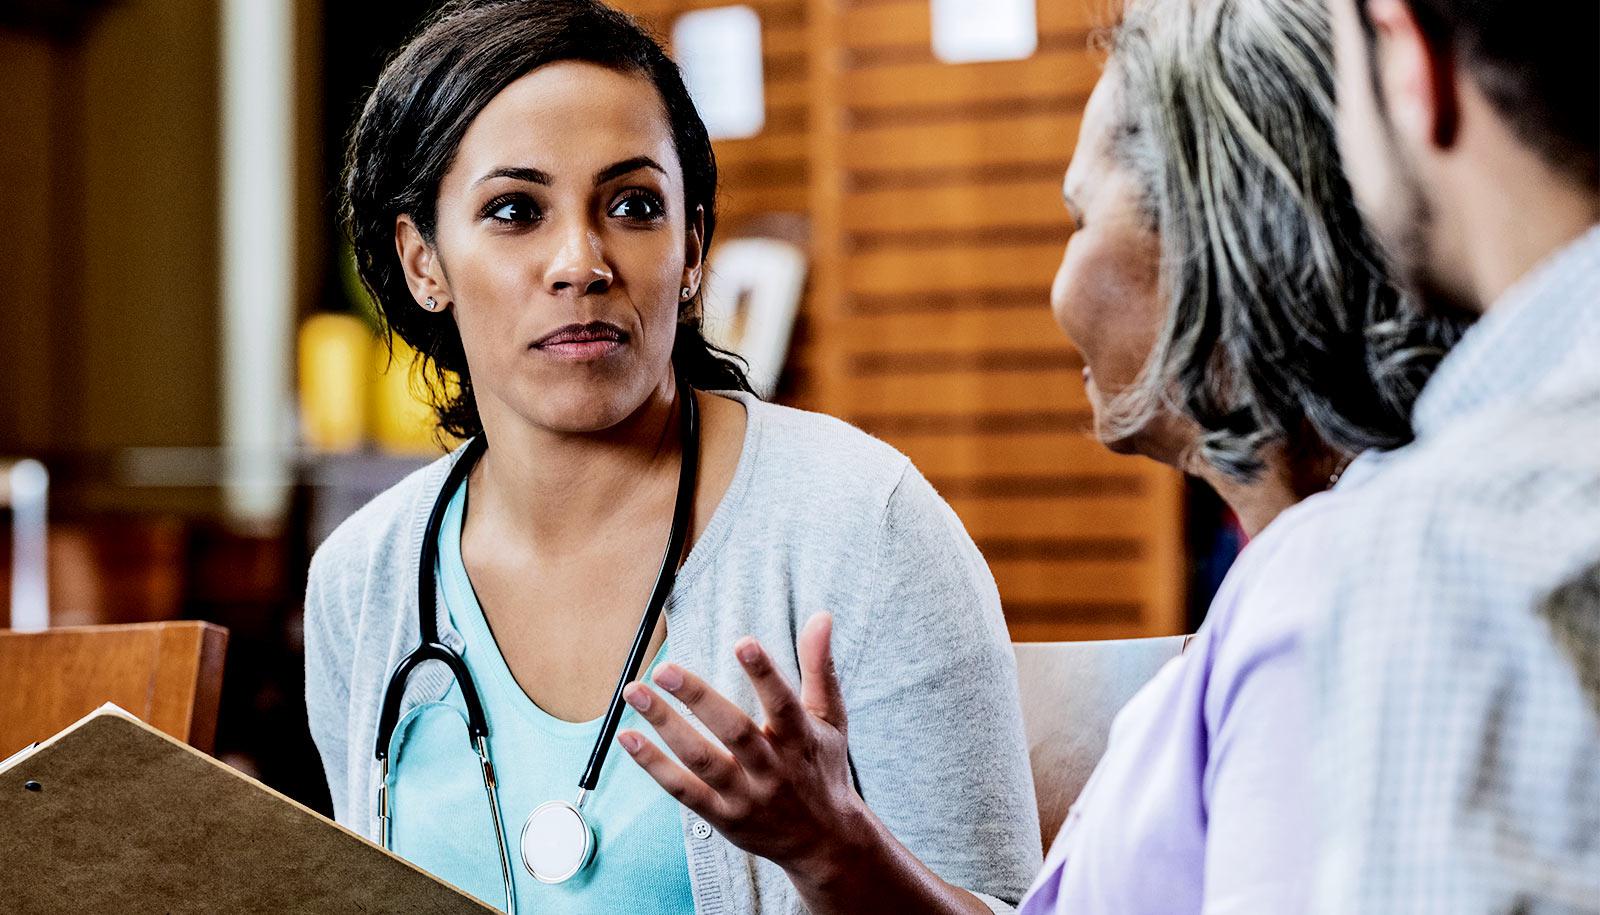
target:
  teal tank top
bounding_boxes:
[385,481,694,913]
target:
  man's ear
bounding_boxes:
[1366,0,1460,150]
[681,204,706,298]
[395,214,452,310]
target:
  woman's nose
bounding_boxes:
[544,221,614,295]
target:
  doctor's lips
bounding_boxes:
[530,321,629,360]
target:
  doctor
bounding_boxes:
[304,1,1040,913]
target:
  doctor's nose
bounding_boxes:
[544,223,614,296]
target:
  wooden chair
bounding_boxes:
[0,621,228,760]
[1014,635,1191,850]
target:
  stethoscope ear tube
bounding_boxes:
[374,641,490,759]
[374,435,491,761]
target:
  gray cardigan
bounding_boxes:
[304,393,1042,913]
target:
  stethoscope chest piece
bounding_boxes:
[520,799,594,884]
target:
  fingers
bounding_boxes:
[797,613,848,730]
[623,682,744,792]
[616,729,719,814]
[734,636,811,739]
[650,663,778,776]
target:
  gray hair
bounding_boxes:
[1101,0,1462,480]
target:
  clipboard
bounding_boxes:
[0,704,492,914]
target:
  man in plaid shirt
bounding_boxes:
[1301,0,1600,911]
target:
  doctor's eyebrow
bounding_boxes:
[473,165,552,187]
[594,156,666,185]
[471,158,666,189]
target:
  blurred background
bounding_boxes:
[0,0,1238,813]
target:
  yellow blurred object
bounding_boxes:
[297,314,373,452]
[371,336,454,455]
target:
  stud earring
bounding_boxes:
[423,296,439,312]
[679,287,692,301]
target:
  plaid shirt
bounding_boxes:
[1302,225,1600,914]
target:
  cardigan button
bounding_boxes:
[690,820,713,840]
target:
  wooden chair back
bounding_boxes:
[1014,635,1190,849]
[0,621,227,760]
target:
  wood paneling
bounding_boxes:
[842,49,1101,109]
[828,309,1076,350]
[843,180,1071,233]
[620,0,825,409]
[830,370,1087,415]
[614,0,1185,639]
[806,0,1185,640]
[844,242,1068,293]
[625,0,813,232]
[837,0,1101,39]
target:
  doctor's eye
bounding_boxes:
[483,194,542,224]
[607,191,666,223]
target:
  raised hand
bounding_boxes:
[616,612,865,872]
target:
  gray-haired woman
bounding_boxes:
[1019,0,1459,912]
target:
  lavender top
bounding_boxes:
[1018,454,1385,915]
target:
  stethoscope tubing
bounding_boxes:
[579,387,699,790]
[373,380,700,913]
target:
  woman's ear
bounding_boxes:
[395,214,452,311]
[681,204,706,298]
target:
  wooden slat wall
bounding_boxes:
[625,0,811,223]
[619,0,1185,640]
[622,0,826,409]
[807,0,1184,641]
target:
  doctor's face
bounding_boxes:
[402,61,703,435]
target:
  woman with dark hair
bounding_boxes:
[304,1,1039,913]
[1018,0,1460,912]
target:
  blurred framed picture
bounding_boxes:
[701,238,807,398]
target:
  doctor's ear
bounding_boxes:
[681,204,706,300]
[395,214,451,313]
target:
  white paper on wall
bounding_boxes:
[672,6,766,141]
[930,0,1038,64]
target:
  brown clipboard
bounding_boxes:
[0,705,494,914]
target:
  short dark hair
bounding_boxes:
[342,0,750,440]
[1355,0,1599,189]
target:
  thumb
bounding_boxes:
[798,612,847,731]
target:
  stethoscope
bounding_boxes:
[373,383,700,913]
